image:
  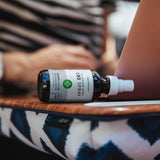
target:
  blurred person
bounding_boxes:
[0,0,118,94]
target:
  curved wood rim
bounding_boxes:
[0,97,160,116]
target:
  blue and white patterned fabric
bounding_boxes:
[0,106,160,160]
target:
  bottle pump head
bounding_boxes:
[107,76,134,96]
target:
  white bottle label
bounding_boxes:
[48,70,93,102]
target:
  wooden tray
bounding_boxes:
[1,96,160,116]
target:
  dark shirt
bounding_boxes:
[0,0,116,58]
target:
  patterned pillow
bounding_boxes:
[0,104,160,160]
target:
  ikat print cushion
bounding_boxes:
[0,105,160,160]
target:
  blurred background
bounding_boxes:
[108,0,139,57]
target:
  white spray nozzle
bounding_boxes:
[106,76,134,96]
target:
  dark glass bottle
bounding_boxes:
[91,71,110,100]
[37,69,134,102]
[37,70,50,102]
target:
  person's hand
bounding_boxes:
[3,45,100,85]
[31,44,100,70]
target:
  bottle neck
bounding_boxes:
[101,77,110,94]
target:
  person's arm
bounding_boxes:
[99,13,118,77]
[2,45,100,86]
[100,34,118,76]
[111,0,160,100]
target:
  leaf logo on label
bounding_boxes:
[63,79,72,89]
